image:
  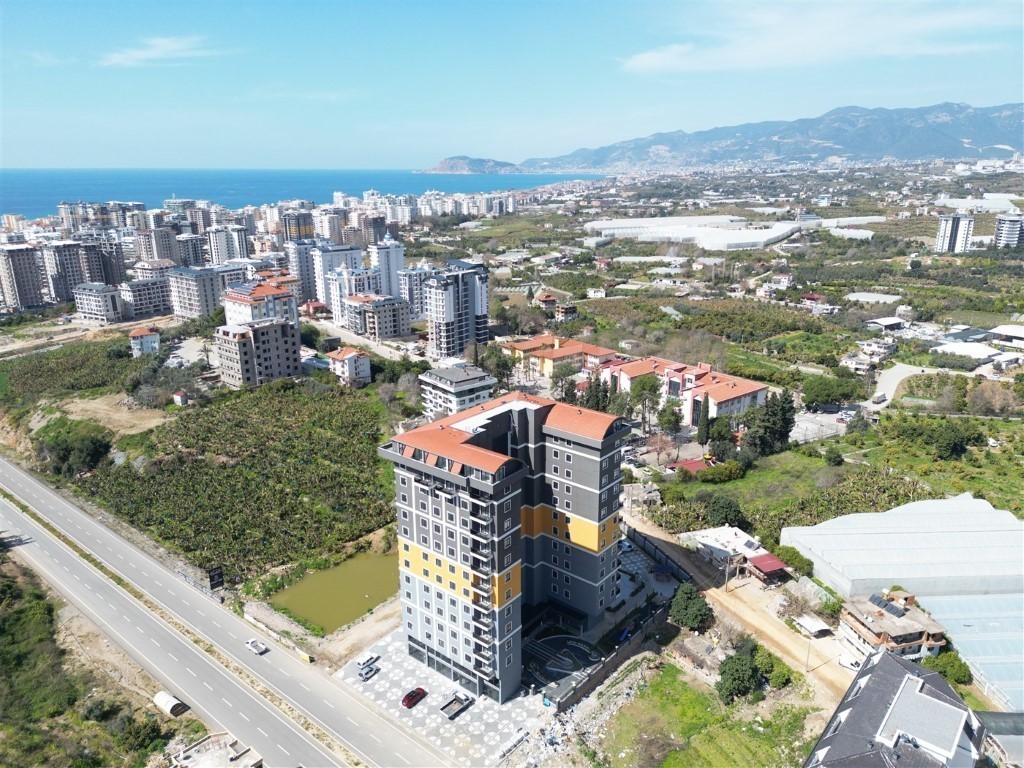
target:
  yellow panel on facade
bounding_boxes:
[400,541,474,598]
[522,508,619,555]
[491,563,521,608]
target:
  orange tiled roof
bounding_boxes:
[395,391,620,473]
[326,346,366,361]
[128,327,158,338]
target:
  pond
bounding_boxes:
[270,550,398,634]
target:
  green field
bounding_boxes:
[709,452,849,513]
[597,663,813,768]
[839,418,1024,514]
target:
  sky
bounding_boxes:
[2,0,1022,168]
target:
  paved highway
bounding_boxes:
[0,456,452,768]
[0,495,338,768]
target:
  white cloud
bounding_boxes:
[28,51,76,66]
[99,36,219,67]
[622,1,1015,74]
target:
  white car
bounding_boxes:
[245,638,269,655]
[837,655,862,671]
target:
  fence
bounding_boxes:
[176,571,224,604]
[551,604,670,713]
[621,523,691,583]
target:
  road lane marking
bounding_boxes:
[240,712,250,722]
[203,682,212,690]
[395,754,410,764]
[300,683,310,692]
[369,734,381,743]
[257,727,268,737]
[228,631,237,639]
[279,746,290,756]
[212,620,222,628]
[346,717,357,725]
[136,626,144,633]
[168,654,178,662]
[61,565,69,572]
[150,639,160,647]
[221,697,231,707]
[73,574,81,581]
[186,667,196,676]
[325,701,335,709]
[280,670,290,678]
[153,580,163,587]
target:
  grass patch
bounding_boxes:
[708,452,846,513]
[598,663,813,768]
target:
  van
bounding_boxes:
[871,393,887,405]
[354,651,380,668]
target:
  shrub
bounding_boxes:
[706,495,747,529]
[716,647,762,703]
[775,545,813,577]
[921,649,972,685]
[698,460,745,484]
[824,446,844,466]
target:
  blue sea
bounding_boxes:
[0,169,603,220]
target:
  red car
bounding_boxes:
[401,687,427,709]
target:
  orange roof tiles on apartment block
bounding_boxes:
[128,326,159,338]
[394,392,621,474]
[503,333,616,359]
[603,356,767,404]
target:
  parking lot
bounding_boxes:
[336,630,552,766]
[789,410,850,444]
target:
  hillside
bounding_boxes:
[424,102,1023,173]
[422,155,521,174]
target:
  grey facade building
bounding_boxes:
[73,282,124,324]
[137,228,178,263]
[119,278,172,320]
[419,365,497,417]
[176,234,206,267]
[379,393,629,702]
[805,650,985,768]
[0,244,44,310]
[935,214,975,254]
[398,258,440,318]
[168,265,245,319]
[42,241,104,302]
[423,260,489,358]
[994,213,1024,249]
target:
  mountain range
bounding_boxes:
[423,103,1023,174]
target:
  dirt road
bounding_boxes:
[622,510,852,701]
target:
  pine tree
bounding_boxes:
[697,397,711,447]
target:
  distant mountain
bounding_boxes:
[421,156,521,174]
[425,103,1024,173]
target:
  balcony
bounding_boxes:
[471,612,493,631]
[471,580,492,597]
[471,594,492,610]
[468,524,493,543]
[468,505,491,524]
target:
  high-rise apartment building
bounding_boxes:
[312,244,363,306]
[282,210,315,241]
[168,265,244,319]
[176,234,206,267]
[995,213,1024,249]
[284,239,318,303]
[423,261,489,358]
[206,225,249,265]
[96,239,128,285]
[934,214,974,254]
[186,206,212,235]
[368,235,404,299]
[42,241,104,302]
[327,266,382,319]
[215,319,301,389]
[341,294,411,340]
[313,211,347,244]
[0,244,43,310]
[361,214,388,246]
[136,228,178,263]
[398,258,440,318]
[378,393,629,701]
[223,282,299,327]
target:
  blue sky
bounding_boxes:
[2,0,1021,168]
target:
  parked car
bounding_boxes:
[358,664,380,682]
[245,638,269,655]
[618,540,634,552]
[838,656,862,671]
[402,687,427,708]
[353,651,380,668]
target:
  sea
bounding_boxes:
[0,168,603,220]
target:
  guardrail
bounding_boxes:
[176,571,224,604]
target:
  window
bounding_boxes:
[565,454,572,463]
[402,526,409,536]
[420,535,428,545]
[504,568,512,579]
[564,531,570,540]
[404,574,411,583]
[505,589,512,600]
[552,497,559,507]
[552,481,559,491]
[600,539,605,548]
[435,575,442,584]
[403,559,410,568]
[564,589,570,597]
[564,545,570,554]
[552,466,559,475]
[423,584,430,592]
[565,469,572,479]
[422,552,429,561]
[551,584,558,593]
[448,547,455,558]
[451,629,458,638]
[419,501,427,511]
[504,606,511,618]
[551,510,558,520]
[433,523,441,533]
[565,501,571,511]
[433,506,441,517]
[564,575,570,584]
[405,591,412,600]
[506,655,512,667]
[400,476,408,486]
[504,500,512,512]
[552,450,559,459]
[400,493,408,503]
[602,458,608,468]
[504,518,511,531]
[435,558,441,567]
[565,485,571,495]
[447,512,455,522]
[449,580,456,590]
[505,639,512,650]
[551,556,558,565]
[419,518,427,528]
[505,622,512,633]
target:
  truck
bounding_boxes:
[871,392,888,405]
[439,692,474,720]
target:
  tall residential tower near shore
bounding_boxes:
[379,392,630,702]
